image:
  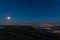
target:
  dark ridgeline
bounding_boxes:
[0,25,60,40]
[52,26,60,30]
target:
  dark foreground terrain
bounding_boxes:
[0,25,60,40]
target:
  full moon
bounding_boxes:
[7,17,11,20]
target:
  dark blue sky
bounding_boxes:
[0,0,60,23]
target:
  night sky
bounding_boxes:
[0,0,60,23]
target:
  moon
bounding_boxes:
[7,17,11,20]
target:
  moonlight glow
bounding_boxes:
[7,17,11,20]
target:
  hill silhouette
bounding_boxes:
[0,25,60,40]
